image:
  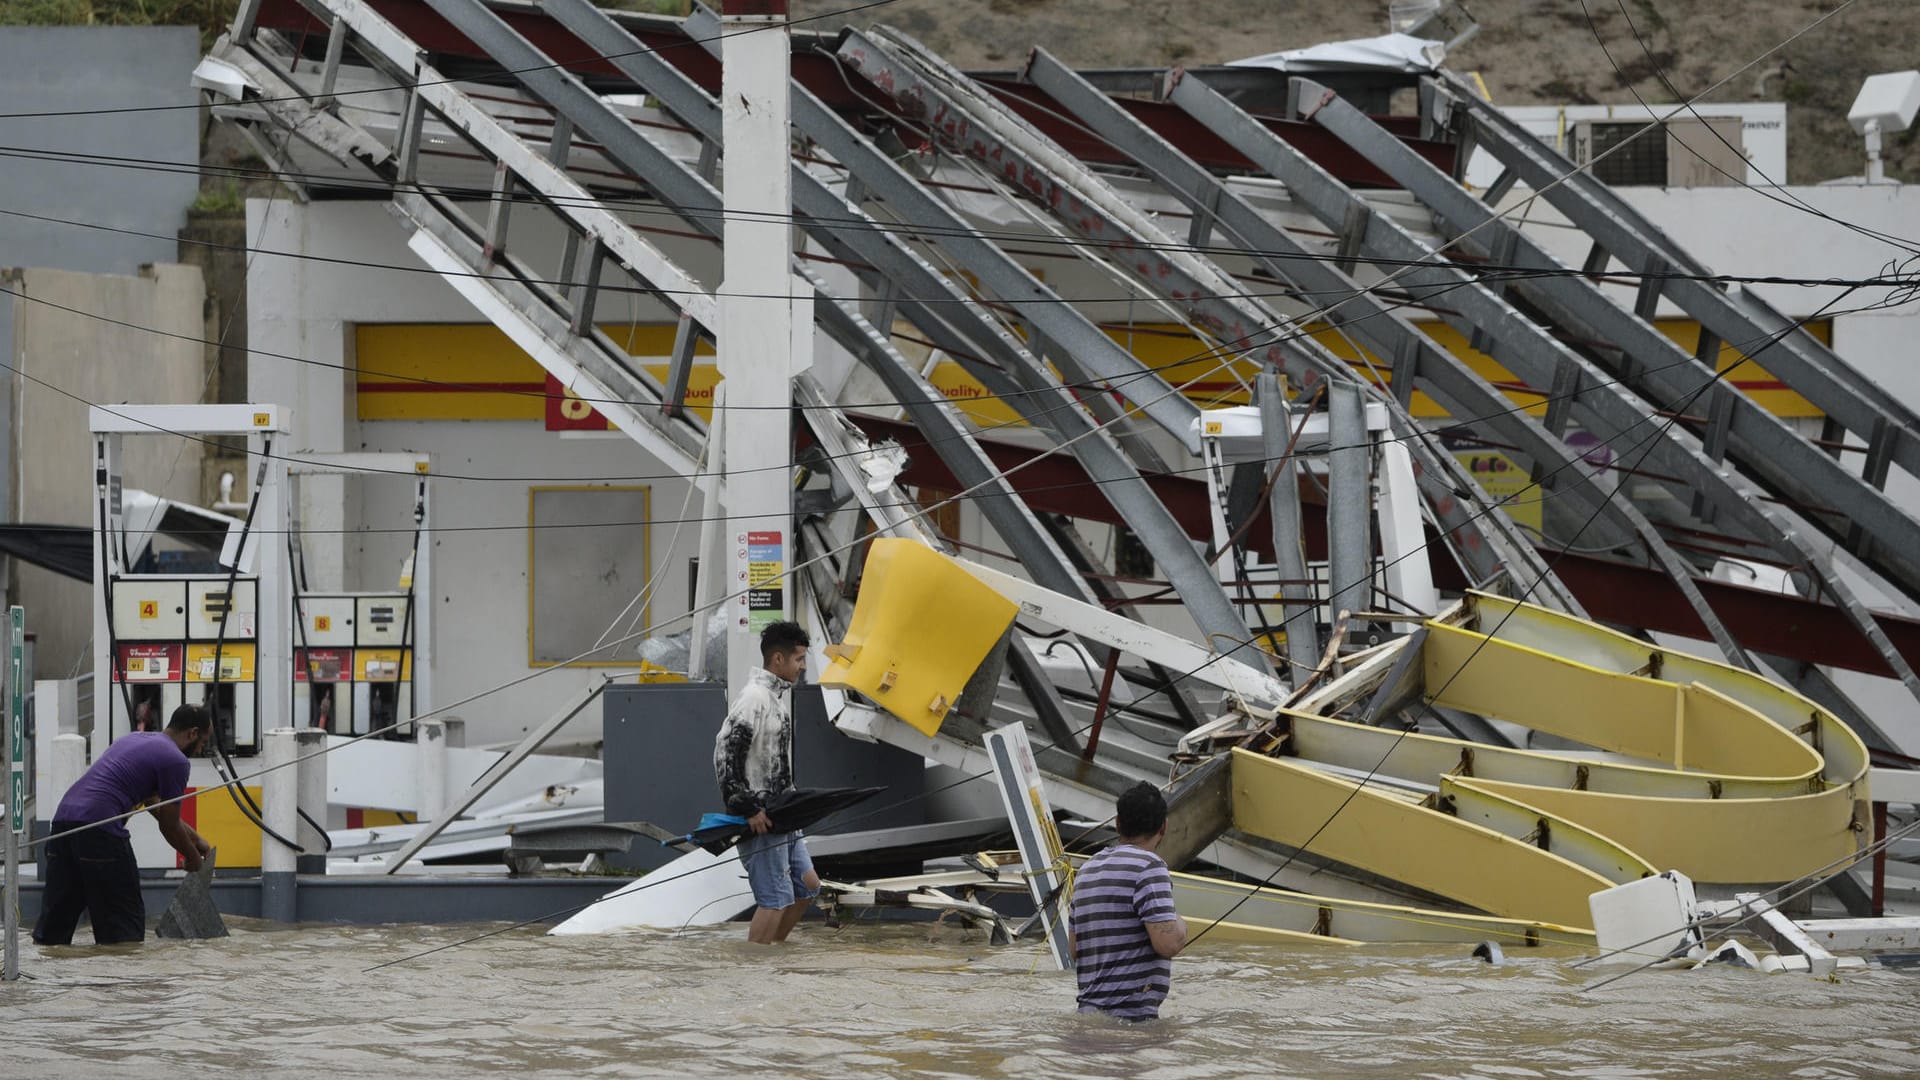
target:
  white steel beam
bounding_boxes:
[88,404,288,436]
[383,674,610,872]
[399,210,701,477]
[1794,916,1920,953]
[953,558,1285,709]
[1736,892,1839,978]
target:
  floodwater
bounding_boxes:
[4,920,1918,1078]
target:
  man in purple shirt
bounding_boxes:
[33,704,213,945]
[1068,781,1189,1021]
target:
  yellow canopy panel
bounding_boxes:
[819,539,1018,736]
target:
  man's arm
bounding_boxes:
[1146,916,1188,959]
[715,707,774,831]
[149,802,211,872]
[1137,861,1187,958]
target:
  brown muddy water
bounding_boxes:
[4,920,1918,1078]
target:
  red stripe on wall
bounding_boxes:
[355,381,551,394]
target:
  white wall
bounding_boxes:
[249,199,710,745]
[1520,182,1920,505]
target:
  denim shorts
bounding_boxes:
[737,829,817,910]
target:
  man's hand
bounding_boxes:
[748,810,773,834]
[180,828,211,872]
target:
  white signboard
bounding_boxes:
[985,723,1073,971]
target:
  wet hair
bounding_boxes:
[759,620,811,662]
[167,703,212,734]
[1115,780,1168,839]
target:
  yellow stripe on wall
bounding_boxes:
[916,320,1826,424]
[355,324,716,421]
[356,319,1827,424]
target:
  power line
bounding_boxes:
[8,141,1913,296]
[1157,283,1867,965]
[11,275,1892,509]
[20,254,1875,972]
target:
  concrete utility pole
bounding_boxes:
[719,0,813,692]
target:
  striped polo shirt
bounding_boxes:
[1069,843,1179,1021]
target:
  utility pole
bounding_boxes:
[5,606,26,980]
[719,0,813,692]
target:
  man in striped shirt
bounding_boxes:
[1068,781,1188,1021]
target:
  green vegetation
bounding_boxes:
[0,0,237,48]
[190,178,245,213]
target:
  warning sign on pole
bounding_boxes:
[745,530,785,633]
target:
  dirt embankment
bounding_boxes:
[798,0,1917,184]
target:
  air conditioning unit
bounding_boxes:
[1571,117,1747,188]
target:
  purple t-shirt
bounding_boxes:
[55,732,190,838]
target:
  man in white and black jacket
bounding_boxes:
[711,620,820,944]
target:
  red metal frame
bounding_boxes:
[804,413,1920,678]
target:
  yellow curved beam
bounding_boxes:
[1061,852,1595,947]
[1439,777,1656,882]
[1230,750,1616,929]
[1465,592,1868,788]
[1422,623,1823,780]
[1453,778,1864,883]
[1287,709,1803,800]
[1248,590,1869,900]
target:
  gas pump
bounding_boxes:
[91,405,292,870]
[292,593,416,736]
[292,594,354,733]
[109,582,186,736]
[93,407,288,756]
[286,454,431,740]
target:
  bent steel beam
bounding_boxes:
[1023,49,1718,623]
[1368,77,1920,609]
[841,28,1345,399]
[1168,75,1920,684]
[536,0,1263,668]
[393,194,703,476]
[1439,71,1920,481]
[847,34,1614,621]
[209,15,710,472]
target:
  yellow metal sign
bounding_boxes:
[355,648,412,682]
[185,643,255,683]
